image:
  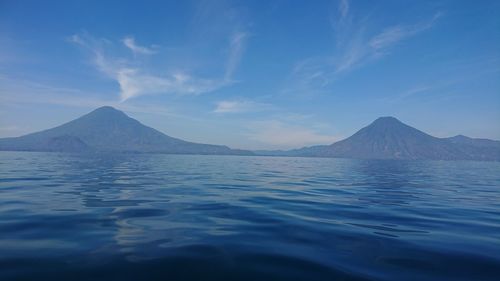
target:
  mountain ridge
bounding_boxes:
[257,116,500,161]
[0,106,252,155]
[1,108,499,161]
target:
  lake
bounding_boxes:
[0,151,499,280]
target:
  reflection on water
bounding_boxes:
[0,152,499,280]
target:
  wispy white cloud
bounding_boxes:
[122,36,157,55]
[338,0,349,22]
[69,31,247,102]
[0,75,193,119]
[213,99,271,114]
[376,85,433,105]
[369,13,441,54]
[214,100,251,113]
[287,2,441,94]
[334,7,440,73]
[225,31,248,81]
[0,75,217,138]
[248,120,339,149]
[114,68,226,101]
[400,86,431,98]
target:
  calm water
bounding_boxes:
[0,152,499,281]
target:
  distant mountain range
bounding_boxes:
[257,117,500,161]
[0,106,251,155]
[1,107,499,161]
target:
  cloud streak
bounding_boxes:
[0,75,205,121]
[369,13,441,53]
[333,5,440,74]
[287,1,441,94]
[69,31,247,102]
[122,36,157,55]
[338,0,349,23]
[213,99,271,114]
[225,31,248,81]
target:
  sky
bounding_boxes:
[0,0,499,150]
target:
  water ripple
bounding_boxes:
[0,152,500,280]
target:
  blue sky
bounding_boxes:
[0,0,499,149]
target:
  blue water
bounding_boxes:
[0,152,499,281]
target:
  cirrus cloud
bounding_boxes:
[286,0,442,95]
[213,99,272,114]
[122,36,157,55]
[69,31,247,102]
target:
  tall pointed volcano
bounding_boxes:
[323,116,463,160]
[287,117,500,161]
[0,106,251,155]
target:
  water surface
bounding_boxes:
[1,152,499,280]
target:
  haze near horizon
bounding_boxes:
[0,0,499,150]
